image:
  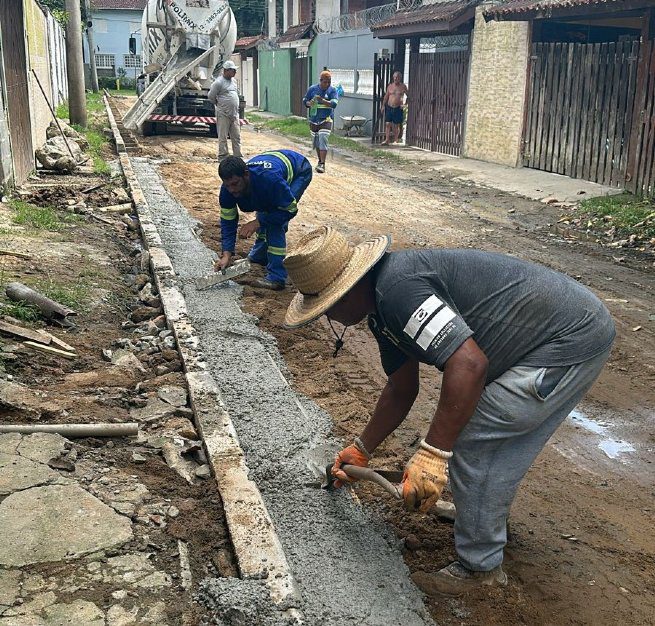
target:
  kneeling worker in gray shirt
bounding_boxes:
[283,226,615,596]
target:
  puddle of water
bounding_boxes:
[568,409,635,460]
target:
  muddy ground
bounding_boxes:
[114,96,655,625]
[0,133,236,622]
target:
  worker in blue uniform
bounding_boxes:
[217,150,313,290]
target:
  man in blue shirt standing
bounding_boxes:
[216,150,312,290]
[303,70,338,173]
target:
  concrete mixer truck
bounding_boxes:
[123,0,237,136]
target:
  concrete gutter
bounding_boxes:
[105,98,434,624]
[104,98,303,620]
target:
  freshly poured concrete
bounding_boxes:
[132,158,434,625]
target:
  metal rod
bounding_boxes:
[30,69,77,163]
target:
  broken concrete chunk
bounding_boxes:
[0,380,63,419]
[43,599,104,626]
[130,397,177,424]
[195,465,211,479]
[106,604,138,625]
[0,433,22,455]
[0,485,133,567]
[111,349,147,373]
[0,454,60,496]
[17,433,68,465]
[161,442,195,485]
[157,385,187,408]
[0,569,21,607]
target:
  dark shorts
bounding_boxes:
[385,105,403,125]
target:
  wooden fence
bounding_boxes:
[524,40,655,195]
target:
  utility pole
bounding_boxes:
[267,0,276,39]
[84,0,99,93]
[65,0,87,126]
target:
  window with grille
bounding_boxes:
[95,54,115,69]
[123,54,141,68]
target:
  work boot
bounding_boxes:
[254,278,285,291]
[315,162,325,173]
[411,561,507,597]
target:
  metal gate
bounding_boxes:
[523,41,640,188]
[406,48,470,155]
[291,54,308,117]
[0,0,33,184]
[371,53,394,144]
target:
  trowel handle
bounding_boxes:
[341,464,402,500]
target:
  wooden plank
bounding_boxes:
[0,249,31,259]
[637,42,655,194]
[615,41,640,188]
[23,341,77,359]
[557,44,574,176]
[551,42,567,174]
[581,44,601,181]
[524,43,541,167]
[626,40,650,190]
[563,44,582,177]
[0,320,51,344]
[546,42,563,172]
[539,43,555,171]
[36,329,76,353]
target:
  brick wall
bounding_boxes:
[463,5,530,167]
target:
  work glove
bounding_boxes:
[331,438,371,488]
[402,440,452,513]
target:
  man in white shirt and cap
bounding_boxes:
[208,60,242,162]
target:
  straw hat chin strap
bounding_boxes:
[327,316,347,358]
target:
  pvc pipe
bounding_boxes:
[0,423,139,438]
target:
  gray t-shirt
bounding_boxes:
[368,250,615,382]
[207,75,239,117]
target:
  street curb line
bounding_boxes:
[104,97,303,620]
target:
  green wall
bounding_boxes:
[258,48,293,116]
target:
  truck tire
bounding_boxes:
[209,123,218,138]
[142,121,155,137]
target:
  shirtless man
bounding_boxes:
[380,71,409,145]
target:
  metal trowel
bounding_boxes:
[307,460,456,521]
[196,259,251,290]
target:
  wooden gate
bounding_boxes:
[523,41,640,188]
[0,0,33,184]
[372,53,394,144]
[290,54,308,117]
[627,40,655,196]
[406,48,470,155]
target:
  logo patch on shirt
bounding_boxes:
[403,295,443,339]
[415,307,456,350]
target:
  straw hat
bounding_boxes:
[284,226,390,328]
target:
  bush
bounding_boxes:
[98,76,118,89]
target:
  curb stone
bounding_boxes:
[104,97,303,621]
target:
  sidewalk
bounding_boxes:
[248,108,619,204]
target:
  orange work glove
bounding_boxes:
[402,440,453,513]
[331,438,370,488]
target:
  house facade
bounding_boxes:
[85,0,146,84]
[0,0,67,187]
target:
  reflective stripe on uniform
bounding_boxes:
[279,200,298,214]
[221,207,237,220]
[262,151,293,184]
[257,232,267,241]
[267,245,286,256]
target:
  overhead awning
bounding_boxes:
[484,0,652,22]
[371,0,480,39]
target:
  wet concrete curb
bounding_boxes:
[104,97,303,619]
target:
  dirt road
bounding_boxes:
[129,111,654,625]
